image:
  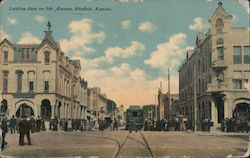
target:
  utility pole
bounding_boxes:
[168,68,171,119]
[194,64,197,132]
[155,94,157,120]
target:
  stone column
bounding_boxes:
[210,97,218,130]
[223,96,232,119]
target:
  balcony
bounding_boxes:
[207,83,228,93]
[212,60,227,69]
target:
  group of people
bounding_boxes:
[221,117,249,133]
[143,118,213,132]
[49,117,103,132]
[1,114,34,151]
[143,118,193,131]
[9,115,46,134]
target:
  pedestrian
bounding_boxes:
[49,117,53,130]
[64,119,68,131]
[10,115,17,134]
[52,117,58,131]
[18,115,31,146]
[36,116,42,132]
[1,115,8,151]
[113,118,118,131]
[30,116,36,133]
[144,119,149,131]
[67,119,72,131]
[41,117,46,131]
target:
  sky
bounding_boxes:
[0,0,249,107]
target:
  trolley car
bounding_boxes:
[125,105,144,130]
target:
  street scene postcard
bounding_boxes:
[0,0,249,157]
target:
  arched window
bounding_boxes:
[44,51,50,63]
[216,18,224,33]
[216,18,224,28]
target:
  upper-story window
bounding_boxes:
[16,71,23,92]
[44,51,50,64]
[243,46,250,64]
[216,18,224,28]
[28,71,35,91]
[233,79,242,89]
[3,51,8,62]
[217,47,224,60]
[216,18,224,33]
[3,71,8,91]
[233,46,242,64]
[43,71,50,92]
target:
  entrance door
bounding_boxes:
[233,103,250,119]
[16,103,34,118]
[41,99,51,120]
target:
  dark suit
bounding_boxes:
[1,117,8,150]
[18,118,31,145]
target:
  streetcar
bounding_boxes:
[125,105,144,130]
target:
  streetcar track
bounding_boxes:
[72,130,154,157]
[113,131,154,158]
[114,132,131,158]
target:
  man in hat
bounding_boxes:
[1,115,8,151]
[18,114,31,146]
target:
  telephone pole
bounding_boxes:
[194,64,197,132]
[168,68,171,119]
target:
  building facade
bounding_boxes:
[157,88,179,120]
[179,2,250,130]
[87,87,108,118]
[0,24,86,120]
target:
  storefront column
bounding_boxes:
[211,97,218,130]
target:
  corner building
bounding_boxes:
[179,3,250,130]
[0,26,84,120]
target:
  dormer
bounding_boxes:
[209,2,233,35]
[37,21,58,50]
[37,21,58,64]
[0,39,15,63]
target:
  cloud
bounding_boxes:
[35,15,46,23]
[236,0,249,15]
[0,28,10,41]
[207,0,213,2]
[111,63,131,76]
[144,33,191,75]
[7,17,17,25]
[232,15,239,23]
[138,21,156,33]
[121,20,132,30]
[17,32,41,44]
[95,41,145,64]
[116,0,144,2]
[59,19,105,55]
[189,17,209,31]
[79,62,178,107]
